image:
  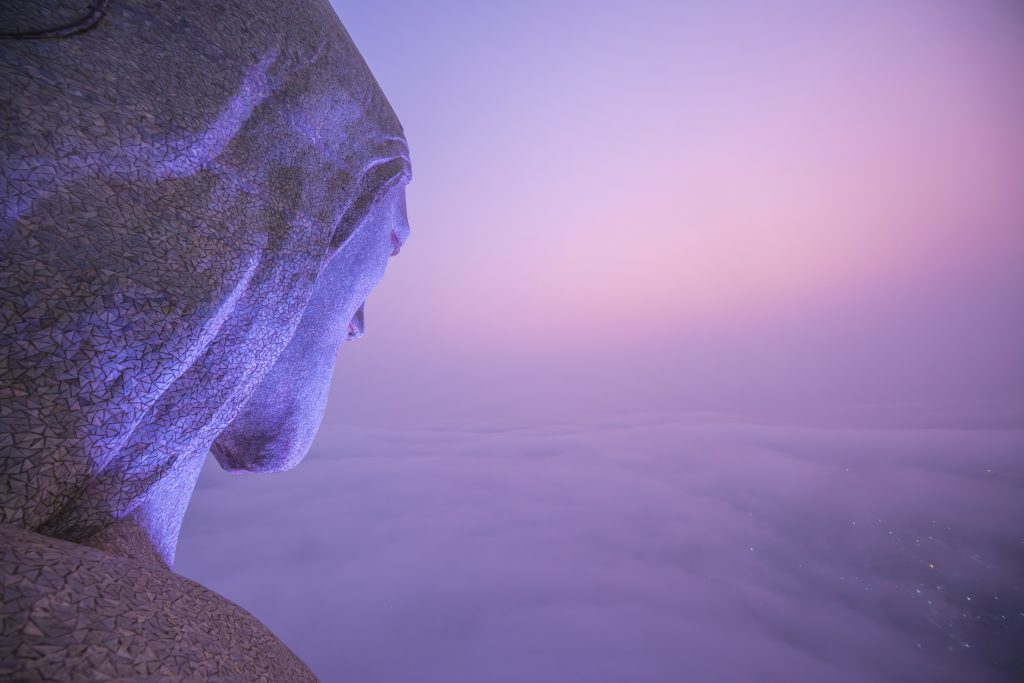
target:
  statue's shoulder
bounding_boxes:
[0,524,317,682]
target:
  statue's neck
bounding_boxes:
[82,452,206,569]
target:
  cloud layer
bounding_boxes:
[177,412,1023,682]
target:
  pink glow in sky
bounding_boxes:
[323,0,1023,426]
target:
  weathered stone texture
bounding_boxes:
[1,0,411,677]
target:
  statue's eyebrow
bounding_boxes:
[329,155,410,253]
[380,135,413,178]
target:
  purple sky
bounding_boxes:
[324,0,1024,428]
[178,1,1024,681]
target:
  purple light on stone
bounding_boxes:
[1,0,411,678]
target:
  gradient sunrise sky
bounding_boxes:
[322,0,1024,429]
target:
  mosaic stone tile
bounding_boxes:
[1,0,411,678]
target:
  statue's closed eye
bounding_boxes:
[330,156,411,254]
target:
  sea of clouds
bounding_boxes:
[177,411,1023,682]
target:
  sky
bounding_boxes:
[178,1,1024,681]
[323,0,1024,428]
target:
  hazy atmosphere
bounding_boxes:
[178,1,1024,680]
[326,0,1024,427]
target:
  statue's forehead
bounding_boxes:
[266,51,407,169]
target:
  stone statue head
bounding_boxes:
[0,0,411,564]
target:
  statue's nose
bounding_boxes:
[346,303,365,341]
[390,188,411,256]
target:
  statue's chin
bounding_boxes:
[209,368,333,472]
[210,426,312,473]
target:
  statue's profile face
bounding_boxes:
[212,182,410,472]
[0,0,413,543]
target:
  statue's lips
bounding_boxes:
[390,229,404,256]
[347,303,366,341]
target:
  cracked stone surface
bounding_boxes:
[1,524,317,680]
[1,0,411,678]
